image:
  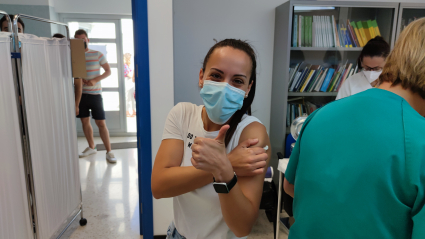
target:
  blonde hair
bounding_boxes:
[124,53,131,66]
[380,17,425,99]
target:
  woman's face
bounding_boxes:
[199,46,253,95]
[361,56,386,71]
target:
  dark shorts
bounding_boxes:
[77,94,106,120]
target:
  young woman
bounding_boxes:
[152,39,271,239]
[124,53,136,117]
[336,36,390,100]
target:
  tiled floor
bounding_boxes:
[63,137,289,238]
[63,137,142,239]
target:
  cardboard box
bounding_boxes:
[70,39,87,78]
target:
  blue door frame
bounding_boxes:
[132,0,154,237]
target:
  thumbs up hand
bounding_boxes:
[191,125,235,183]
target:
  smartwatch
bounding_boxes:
[213,172,237,194]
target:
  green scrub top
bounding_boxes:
[285,88,425,239]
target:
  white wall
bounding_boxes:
[53,0,131,14]
[172,0,289,132]
[148,0,175,235]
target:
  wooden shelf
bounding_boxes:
[291,47,363,51]
[288,92,338,97]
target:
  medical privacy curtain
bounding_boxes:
[20,34,81,239]
[0,32,33,239]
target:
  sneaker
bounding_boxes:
[79,147,97,158]
[106,151,117,164]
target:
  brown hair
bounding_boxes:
[74,29,88,38]
[357,36,390,69]
[202,39,257,147]
[380,18,425,99]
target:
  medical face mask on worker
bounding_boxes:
[363,70,382,83]
[200,80,246,125]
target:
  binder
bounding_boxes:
[361,21,372,41]
[325,16,330,47]
[314,68,328,91]
[327,67,342,92]
[344,25,353,48]
[301,65,320,92]
[293,15,298,47]
[312,16,316,47]
[371,20,381,36]
[327,16,333,47]
[350,21,364,47]
[366,20,376,38]
[307,68,323,92]
[320,68,335,92]
[308,16,312,47]
[340,24,348,47]
[286,104,290,127]
[294,65,311,91]
[332,15,339,47]
[337,24,344,47]
[289,72,301,92]
[336,63,352,91]
[298,15,302,47]
[356,21,369,44]
[300,16,306,47]
[300,69,314,92]
[347,20,359,47]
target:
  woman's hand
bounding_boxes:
[228,139,268,177]
[191,125,234,183]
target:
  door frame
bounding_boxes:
[60,13,136,137]
[132,0,154,237]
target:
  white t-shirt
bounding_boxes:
[336,72,372,100]
[162,102,262,239]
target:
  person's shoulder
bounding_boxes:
[403,103,425,144]
[240,114,262,127]
[238,115,265,135]
[86,49,98,54]
[174,102,199,112]
[168,102,200,118]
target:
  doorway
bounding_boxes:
[62,14,136,136]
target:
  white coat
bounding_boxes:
[336,72,372,100]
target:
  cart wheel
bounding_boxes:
[79,218,87,226]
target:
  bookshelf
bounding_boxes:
[397,3,425,40]
[288,92,338,97]
[291,47,363,51]
[269,1,399,184]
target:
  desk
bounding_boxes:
[276,157,290,239]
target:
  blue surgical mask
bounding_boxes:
[200,80,246,125]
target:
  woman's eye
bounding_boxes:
[211,73,221,79]
[233,79,244,84]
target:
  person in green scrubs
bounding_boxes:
[284,18,425,239]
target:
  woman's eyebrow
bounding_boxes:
[234,74,247,79]
[211,68,247,78]
[211,68,224,74]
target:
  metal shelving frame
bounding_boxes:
[10,13,87,239]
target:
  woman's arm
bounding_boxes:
[152,137,269,199]
[284,178,295,198]
[217,122,271,237]
[151,139,212,199]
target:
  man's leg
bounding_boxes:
[81,117,95,149]
[95,120,111,152]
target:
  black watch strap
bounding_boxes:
[213,172,238,193]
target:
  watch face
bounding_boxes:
[213,183,229,193]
